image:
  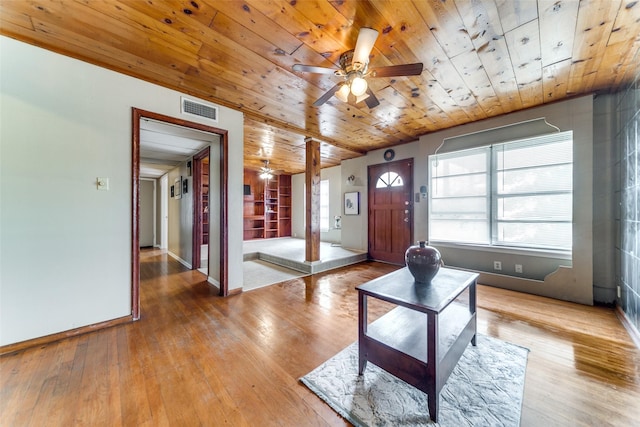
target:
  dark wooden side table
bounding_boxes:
[357,267,478,423]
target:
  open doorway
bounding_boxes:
[192,147,210,273]
[132,108,229,319]
[160,174,168,249]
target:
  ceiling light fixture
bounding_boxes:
[259,159,273,180]
[335,84,350,102]
[350,75,368,97]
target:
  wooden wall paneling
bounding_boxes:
[595,1,640,89]
[208,11,337,92]
[602,38,640,90]
[367,1,479,116]
[608,0,640,46]
[411,0,474,58]
[456,0,524,113]
[1,0,637,182]
[494,0,539,33]
[244,0,352,64]
[207,0,303,56]
[450,49,505,119]
[408,68,474,126]
[568,0,623,94]
[504,19,544,108]
[543,58,573,102]
[369,85,433,133]
[538,0,579,68]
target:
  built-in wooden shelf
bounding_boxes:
[243,170,292,240]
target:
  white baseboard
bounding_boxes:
[167,251,192,269]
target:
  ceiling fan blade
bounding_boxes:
[292,64,337,75]
[313,83,343,107]
[352,27,379,66]
[370,63,424,78]
[364,88,380,109]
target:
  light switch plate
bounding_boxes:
[97,177,109,191]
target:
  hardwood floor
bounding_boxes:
[1,248,639,426]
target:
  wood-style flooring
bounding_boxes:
[1,248,639,426]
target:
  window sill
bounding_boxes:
[429,241,572,260]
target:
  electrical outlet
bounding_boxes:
[493,261,502,271]
[515,264,523,273]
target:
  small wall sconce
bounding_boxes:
[346,174,356,185]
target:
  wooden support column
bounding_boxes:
[305,136,321,262]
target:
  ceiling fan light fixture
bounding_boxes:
[335,84,350,102]
[352,27,379,65]
[260,159,273,180]
[355,93,370,104]
[350,76,368,97]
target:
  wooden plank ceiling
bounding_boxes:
[1,0,638,174]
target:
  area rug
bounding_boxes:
[300,334,528,426]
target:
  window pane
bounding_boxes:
[432,173,487,197]
[497,139,572,169]
[429,147,490,245]
[497,222,572,250]
[431,197,487,218]
[376,171,404,188]
[428,131,573,252]
[430,219,489,244]
[432,151,487,174]
[320,180,329,231]
[497,164,572,194]
[497,194,572,220]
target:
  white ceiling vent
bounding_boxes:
[181,97,218,122]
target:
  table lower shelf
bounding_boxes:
[366,304,474,363]
[359,303,476,423]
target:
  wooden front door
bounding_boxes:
[368,158,413,264]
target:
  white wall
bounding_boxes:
[168,165,193,267]
[291,165,343,244]
[332,95,594,304]
[340,157,369,251]
[0,36,244,346]
[140,179,155,247]
[291,173,305,238]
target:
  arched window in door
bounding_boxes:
[376,171,404,188]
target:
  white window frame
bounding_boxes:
[428,131,573,253]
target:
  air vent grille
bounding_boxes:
[181,97,218,122]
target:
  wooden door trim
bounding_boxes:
[192,147,210,276]
[132,108,230,319]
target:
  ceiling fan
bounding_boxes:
[259,160,275,180]
[292,27,423,108]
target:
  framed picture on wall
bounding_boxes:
[174,176,182,199]
[344,191,360,215]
